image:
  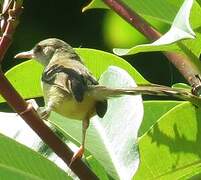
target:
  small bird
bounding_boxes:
[14,38,199,164]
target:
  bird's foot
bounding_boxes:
[19,100,50,121]
[37,107,50,120]
[20,99,38,116]
[69,145,84,166]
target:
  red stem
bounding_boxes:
[103,0,161,40]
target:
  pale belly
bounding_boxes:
[42,83,96,120]
[55,96,96,120]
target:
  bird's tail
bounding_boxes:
[88,84,201,106]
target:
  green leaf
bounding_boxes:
[172,83,191,90]
[103,11,148,48]
[49,66,144,180]
[0,112,72,174]
[135,102,201,179]
[196,0,201,7]
[82,0,106,12]
[114,44,180,56]
[3,60,43,101]
[0,48,147,103]
[0,112,41,147]
[0,133,70,179]
[77,48,147,83]
[0,163,41,180]
[138,101,182,137]
[86,156,110,180]
[85,0,201,58]
[83,0,179,24]
[113,0,195,56]
[169,0,201,58]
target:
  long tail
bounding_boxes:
[88,84,201,106]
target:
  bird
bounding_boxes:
[14,38,200,164]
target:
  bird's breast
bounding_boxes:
[42,82,96,120]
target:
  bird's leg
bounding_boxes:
[37,100,56,120]
[20,99,39,116]
[70,116,89,165]
[19,99,51,123]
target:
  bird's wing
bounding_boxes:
[42,64,108,117]
[42,64,94,102]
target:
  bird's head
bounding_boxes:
[14,38,75,66]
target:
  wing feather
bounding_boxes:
[42,64,94,102]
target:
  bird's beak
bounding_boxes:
[14,50,34,59]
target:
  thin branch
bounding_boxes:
[0,1,98,179]
[102,0,201,96]
[1,0,13,33]
[0,0,20,62]
[103,0,161,40]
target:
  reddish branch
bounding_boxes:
[103,0,161,40]
[102,0,201,96]
[0,1,98,179]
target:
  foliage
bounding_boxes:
[0,133,70,179]
[0,0,201,179]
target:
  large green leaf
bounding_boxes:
[85,0,201,58]
[0,112,41,148]
[77,48,147,83]
[0,48,147,103]
[135,102,201,179]
[3,60,43,101]
[84,0,199,27]
[49,66,144,180]
[177,0,201,58]
[196,0,201,7]
[83,0,180,24]
[114,0,195,56]
[0,164,41,180]
[0,133,70,179]
[0,112,71,174]
[138,101,182,137]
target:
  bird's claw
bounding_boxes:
[37,107,50,120]
[69,145,84,166]
[20,102,33,116]
[20,99,38,116]
[19,100,50,121]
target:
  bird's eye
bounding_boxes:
[34,45,42,52]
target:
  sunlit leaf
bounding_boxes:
[2,60,43,102]
[0,132,70,179]
[83,0,179,24]
[86,156,110,180]
[85,0,201,58]
[0,112,41,149]
[113,0,195,56]
[172,83,191,90]
[0,112,72,172]
[135,102,201,179]
[139,100,182,137]
[0,164,40,180]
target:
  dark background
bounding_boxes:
[3,0,186,86]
